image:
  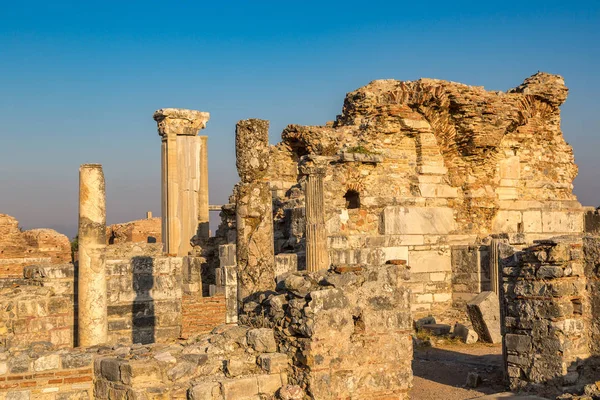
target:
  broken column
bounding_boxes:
[300,156,329,272]
[153,108,210,255]
[235,119,275,304]
[78,164,108,346]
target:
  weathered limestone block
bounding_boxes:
[453,323,478,344]
[382,206,456,235]
[78,164,108,346]
[467,291,501,344]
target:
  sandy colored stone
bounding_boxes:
[78,163,108,346]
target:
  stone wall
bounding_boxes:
[240,262,413,399]
[0,284,74,351]
[502,237,590,396]
[94,326,291,399]
[0,345,94,399]
[106,217,162,244]
[0,214,71,278]
[0,243,227,349]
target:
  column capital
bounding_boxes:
[299,155,332,176]
[153,108,210,136]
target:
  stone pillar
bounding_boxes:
[198,135,210,239]
[153,108,210,256]
[235,119,275,304]
[489,238,500,294]
[300,156,329,272]
[78,164,107,346]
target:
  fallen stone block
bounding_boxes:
[421,323,451,336]
[415,316,436,331]
[454,323,479,344]
[466,371,481,388]
[467,291,502,343]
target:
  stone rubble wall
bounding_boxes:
[240,262,413,399]
[94,326,291,400]
[0,283,74,351]
[106,217,162,245]
[0,345,94,399]
[583,235,600,373]
[502,237,590,396]
[0,214,71,279]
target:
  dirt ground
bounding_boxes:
[410,341,507,400]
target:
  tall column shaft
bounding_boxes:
[305,168,328,271]
[78,164,107,346]
[235,119,275,304]
[165,133,180,254]
[198,135,210,239]
[154,108,210,255]
[490,238,500,294]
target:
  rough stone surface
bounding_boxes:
[453,323,479,344]
[106,217,161,244]
[503,238,590,397]
[467,291,501,344]
[0,214,71,278]
[240,263,413,399]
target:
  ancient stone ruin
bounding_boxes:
[1,72,599,399]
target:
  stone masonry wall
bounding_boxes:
[94,326,291,400]
[240,262,413,399]
[0,214,71,279]
[502,237,590,397]
[0,345,94,399]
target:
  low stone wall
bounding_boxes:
[241,262,413,399]
[0,345,94,399]
[0,285,73,350]
[502,237,590,396]
[94,326,291,399]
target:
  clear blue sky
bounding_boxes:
[0,1,598,238]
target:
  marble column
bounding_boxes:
[153,108,210,256]
[301,156,329,272]
[235,119,275,304]
[490,238,500,294]
[198,135,210,239]
[78,164,107,346]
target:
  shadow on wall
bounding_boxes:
[131,256,155,345]
[73,261,79,347]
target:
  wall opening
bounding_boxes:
[344,190,360,209]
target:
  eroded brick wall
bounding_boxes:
[181,294,226,339]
